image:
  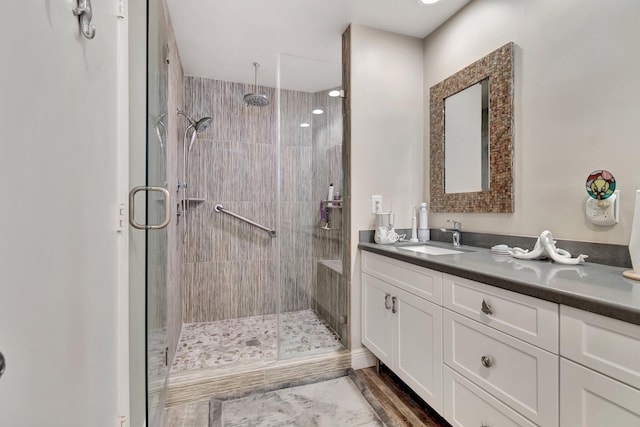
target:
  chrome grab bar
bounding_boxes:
[214,204,276,238]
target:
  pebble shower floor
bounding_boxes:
[171,309,344,373]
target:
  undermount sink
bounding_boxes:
[397,245,467,256]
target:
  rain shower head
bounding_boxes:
[244,62,270,107]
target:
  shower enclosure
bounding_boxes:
[173,53,347,375]
[145,3,347,422]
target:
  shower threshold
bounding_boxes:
[166,309,349,406]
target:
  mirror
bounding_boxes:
[444,79,489,194]
[430,42,514,213]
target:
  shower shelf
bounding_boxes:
[321,199,343,209]
[186,198,206,203]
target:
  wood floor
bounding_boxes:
[165,364,452,427]
[352,365,452,427]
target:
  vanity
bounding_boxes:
[359,241,640,426]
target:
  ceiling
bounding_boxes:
[166,0,473,92]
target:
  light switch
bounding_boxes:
[371,195,382,213]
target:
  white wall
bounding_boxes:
[0,1,121,426]
[350,25,424,352]
[424,0,640,245]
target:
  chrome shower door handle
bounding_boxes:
[128,186,171,230]
[391,296,398,314]
[0,351,5,378]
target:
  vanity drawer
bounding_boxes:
[362,252,442,304]
[443,273,559,352]
[443,310,558,427]
[443,366,536,427]
[561,305,640,389]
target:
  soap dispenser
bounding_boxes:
[418,202,429,242]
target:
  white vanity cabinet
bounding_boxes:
[360,248,640,427]
[560,306,640,426]
[361,252,444,413]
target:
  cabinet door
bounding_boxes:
[362,273,394,366]
[561,358,640,426]
[395,287,443,413]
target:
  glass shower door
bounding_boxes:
[277,55,347,360]
[146,0,170,425]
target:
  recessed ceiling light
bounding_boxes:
[300,123,310,128]
[328,90,341,97]
[417,0,440,4]
[312,109,324,115]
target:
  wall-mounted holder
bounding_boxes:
[72,0,96,40]
[320,199,343,231]
[585,170,618,226]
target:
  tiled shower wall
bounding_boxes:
[182,77,277,322]
[181,77,346,328]
[311,90,346,340]
[182,77,323,322]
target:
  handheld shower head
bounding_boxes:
[155,113,167,149]
[194,117,212,132]
[187,117,212,152]
[244,62,270,107]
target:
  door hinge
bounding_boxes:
[116,0,125,19]
[117,415,127,427]
[116,203,126,232]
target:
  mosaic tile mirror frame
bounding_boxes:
[430,42,514,213]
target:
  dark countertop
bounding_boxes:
[359,241,640,326]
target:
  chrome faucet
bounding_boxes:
[440,220,462,247]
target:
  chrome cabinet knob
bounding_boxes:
[481,299,493,315]
[392,296,398,314]
[481,355,493,368]
[384,293,392,310]
[0,352,5,378]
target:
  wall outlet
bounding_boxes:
[371,195,382,213]
[585,190,619,226]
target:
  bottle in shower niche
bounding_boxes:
[418,202,430,242]
[327,183,334,207]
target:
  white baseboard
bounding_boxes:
[351,347,377,370]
